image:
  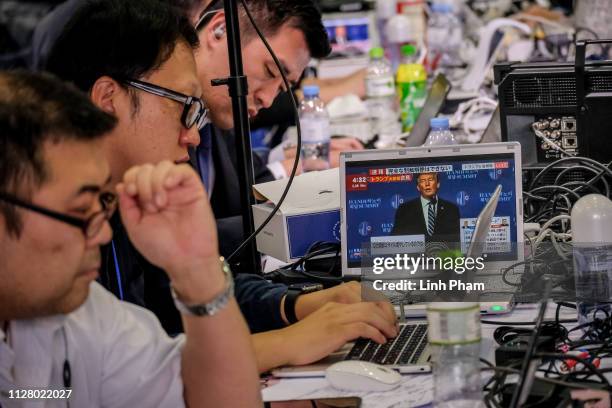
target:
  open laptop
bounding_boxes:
[340,142,524,313]
[272,191,505,378]
[272,143,524,379]
[401,73,451,147]
[272,320,431,377]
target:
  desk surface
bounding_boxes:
[262,303,579,408]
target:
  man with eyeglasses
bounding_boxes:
[0,70,261,407]
[46,0,397,373]
[46,0,209,314]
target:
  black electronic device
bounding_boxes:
[494,40,612,166]
[500,379,571,407]
[509,279,552,408]
[495,335,555,367]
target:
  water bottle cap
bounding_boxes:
[302,85,320,98]
[431,3,453,13]
[400,44,417,57]
[430,117,449,128]
[369,47,385,59]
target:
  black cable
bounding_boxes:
[289,241,343,283]
[227,0,302,261]
[535,353,611,386]
[529,185,581,200]
[554,164,610,196]
[523,157,612,225]
[528,157,612,191]
[480,357,496,369]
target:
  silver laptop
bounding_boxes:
[340,142,524,315]
[272,321,432,377]
[272,143,524,379]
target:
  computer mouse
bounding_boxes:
[325,361,402,392]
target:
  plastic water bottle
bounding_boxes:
[424,118,457,146]
[365,47,399,137]
[386,1,425,70]
[396,44,427,132]
[427,302,484,408]
[299,85,330,172]
[376,0,396,58]
[427,3,463,74]
[571,194,612,334]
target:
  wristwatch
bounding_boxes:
[283,283,324,324]
[171,257,234,317]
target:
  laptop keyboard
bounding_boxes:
[345,323,428,365]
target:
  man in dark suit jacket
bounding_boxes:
[206,125,275,264]
[391,172,461,245]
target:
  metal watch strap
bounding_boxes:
[171,257,234,317]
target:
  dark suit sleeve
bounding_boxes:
[253,150,275,184]
[234,274,288,333]
[391,205,406,235]
[438,200,461,246]
[450,204,461,245]
[391,200,423,236]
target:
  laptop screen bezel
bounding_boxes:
[339,142,524,276]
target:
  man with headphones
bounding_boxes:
[194,0,364,265]
[183,0,399,373]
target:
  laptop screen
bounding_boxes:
[344,152,519,269]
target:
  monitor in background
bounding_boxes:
[322,10,377,57]
[403,74,452,147]
[340,143,523,275]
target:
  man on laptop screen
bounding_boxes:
[390,172,460,244]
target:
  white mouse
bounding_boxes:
[325,361,402,392]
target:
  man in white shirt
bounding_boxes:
[0,70,261,407]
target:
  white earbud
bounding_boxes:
[213,24,225,39]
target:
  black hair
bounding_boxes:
[0,70,117,237]
[197,0,331,59]
[46,0,199,93]
[168,0,208,18]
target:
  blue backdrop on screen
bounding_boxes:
[344,154,517,266]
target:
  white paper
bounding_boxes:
[261,374,433,408]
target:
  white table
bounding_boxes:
[262,303,579,408]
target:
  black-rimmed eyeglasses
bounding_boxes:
[0,192,117,239]
[123,79,208,130]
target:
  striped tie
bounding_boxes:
[427,198,437,236]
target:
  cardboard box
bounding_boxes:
[252,168,341,262]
